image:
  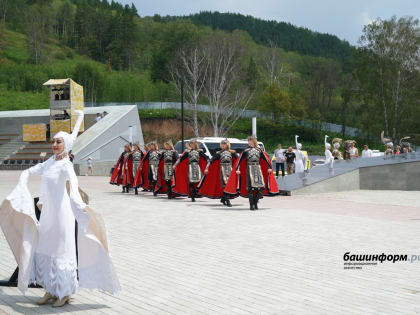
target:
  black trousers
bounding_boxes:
[275,162,285,177]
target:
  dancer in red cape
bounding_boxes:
[109,152,124,186]
[156,140,179,198]
[224,136,279,210]
[198,139,238,207]
[131,143,144,195]
[172,139,208,202]
[110,144,131,193]
[122,146,134,192]
[133,143,151,191]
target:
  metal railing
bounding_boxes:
[85,101,361,137]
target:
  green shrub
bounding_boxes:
[54,51,66,60]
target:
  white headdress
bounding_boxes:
[53,110,84,153]
[325,135,331,149]
[381,131,393,148]
[295,135,302,150]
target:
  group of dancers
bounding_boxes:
[110,136,279,210]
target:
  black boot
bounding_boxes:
[249,199,255,210]
[167,182,172,199]
[135,187,138,195]
[254,189,263,210]
[122,187,125,193]
[152,181,158,196]
[248,191,255,210]
[190,184,196,202]
[220,195,226,205]
[225,195,232,207]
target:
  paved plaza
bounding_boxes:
[0,171,420,314]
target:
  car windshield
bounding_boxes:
[174,141,207,154]
[174,141,184,154]
[174,140,264,156]
[203,142,252,156]
[230,143,249,154]
[203,143,221,156]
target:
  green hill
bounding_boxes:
[0,27,175,110]
[169,11,355,67]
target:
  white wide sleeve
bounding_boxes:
[0,162,45,294]
[7,162,45,220]
[63,162,121,294]
[18,162,43,186]
[63,162,89,230]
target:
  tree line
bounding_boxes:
[170,11,355,68]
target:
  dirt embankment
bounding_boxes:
[141,118,213,144]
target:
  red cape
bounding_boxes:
[172,152,208,197]
[154,155,172,195]
[224,150,279,198]
[198,155,238,199]
[109,153,124,185]
[122,154,134,187]
[133,151,151,189]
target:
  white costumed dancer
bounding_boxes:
[324,135,334,170]
[0,110,120,307]
[381,131,394,158]
[294,135,307,178]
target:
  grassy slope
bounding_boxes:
[0,28,109,110]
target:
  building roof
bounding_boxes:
[43,78,72,86]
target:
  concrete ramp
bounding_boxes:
[277,152,420,195]
[72,105,143,163]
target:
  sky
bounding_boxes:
[117,0,420,45]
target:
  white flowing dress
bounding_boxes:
[325,149,334,169]
[30,157,82,298]
[0,156,120,299]
[295,150,306,176]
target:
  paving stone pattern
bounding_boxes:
[0,172,419,314]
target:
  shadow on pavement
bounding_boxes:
[0,293,110,314]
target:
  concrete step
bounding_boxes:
[0,147,24,150]
[0,144,21,147]
[0,136,26,162]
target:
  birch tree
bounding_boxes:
[203,31,253,137]
[25,6,47,64]
[258,41,295,88]
[169,44,208,137]
[358,16,420,141]
[0,0,7,24]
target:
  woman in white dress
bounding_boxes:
[324,135,334,170]
[294,135,307,178]
[0,110,120,307]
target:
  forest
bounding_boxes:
[0,0,419,146]
[171,11,355,67]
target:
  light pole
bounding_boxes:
[181,80,185,152]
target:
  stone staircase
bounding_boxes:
[0,135,26,163]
